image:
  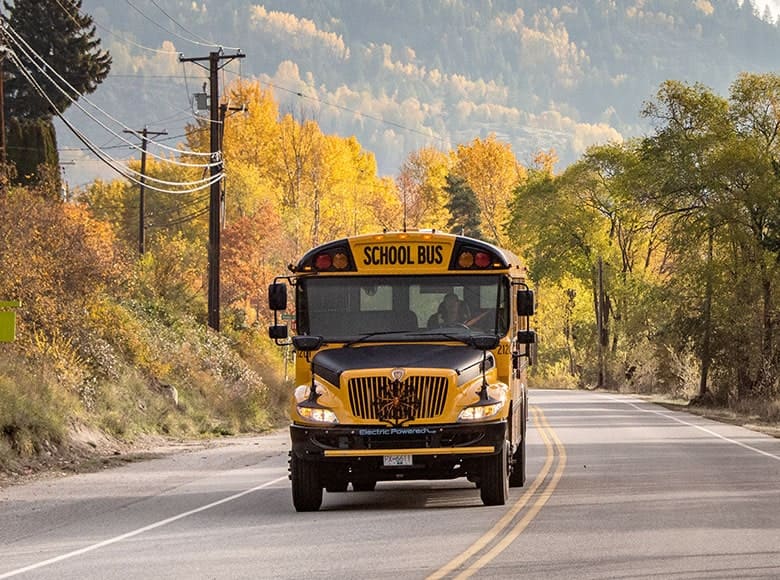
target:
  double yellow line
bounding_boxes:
[427,406,567,579]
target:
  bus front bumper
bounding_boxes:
[289,421,507,481]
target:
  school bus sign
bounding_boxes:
[355,239,448,272]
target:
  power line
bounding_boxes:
[3,21,219,166]
[53,0,178,55]
[147,204,209,228]
[124,0,239,51]
[148,0,229,49]
[221,67,448,146]
[6,48,223,194]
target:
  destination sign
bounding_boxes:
[361,243,444,267]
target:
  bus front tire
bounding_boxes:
[480,441,509,506]
[509,439,526,487]
[290,455,323,512]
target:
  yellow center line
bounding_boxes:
[455,406,567,578]
[426,406,556,580]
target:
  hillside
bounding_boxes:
[60,0,780,185]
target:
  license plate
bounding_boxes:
[383,454,413,467]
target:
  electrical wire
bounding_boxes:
[53,0,178,55]
[7,48,224,194]
[148,0,232,50]
[124,0,239,51]
[147,205,209,228]
[220,67,448,146]
[3,20,218,164]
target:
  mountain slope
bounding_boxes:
[59,0,780,183]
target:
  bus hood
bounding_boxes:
[311,343,492,387]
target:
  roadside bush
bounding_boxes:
[0,353,68,468]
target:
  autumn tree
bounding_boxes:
[221,203,291,323]
[454,134,525,246]
[0,187,127,334]
[395,147,451,230]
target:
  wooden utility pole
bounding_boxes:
[0,46,7,171]
[179,50,245,331]
[124,128,167,254]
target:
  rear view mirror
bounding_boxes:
[268,283,287,311]
[470,334,500,351]
[516,330,536,345]
[292,335,323,352]
[268,325,288,340]
[517,290,535,316]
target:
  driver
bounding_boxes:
[428,292,470,328]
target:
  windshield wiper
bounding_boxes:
[406,329,474,346]
[342,329,418,347]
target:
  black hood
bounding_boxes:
[311,343,493,387]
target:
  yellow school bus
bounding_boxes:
[268,231,535,511]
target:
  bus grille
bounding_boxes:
[347,375,448,420]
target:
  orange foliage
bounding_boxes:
[221,199,291,317]
[0,188,128,335]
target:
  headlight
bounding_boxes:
[297,405,338,424]
[458,399,505,421]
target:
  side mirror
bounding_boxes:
[517,289,535,316]
[268,282,287,311]
[292,335,323,352]
[516,330,536,345]
[470,334,500,351]
[269,325,288,340]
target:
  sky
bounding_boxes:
[756,0,780,18]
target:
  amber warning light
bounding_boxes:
[455,249,499,269]
[308,248,352,271]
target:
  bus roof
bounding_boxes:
[292,231,526,277]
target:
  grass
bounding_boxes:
[0,297,289,480]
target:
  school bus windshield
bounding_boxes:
[297,275,509,341]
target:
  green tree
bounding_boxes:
[444,173,481,238]
[2,0,111,182]
[4,117,58,185]
[640,80,732,399]
[2,0,111,120]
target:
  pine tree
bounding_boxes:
[445,173,482,239]
[2,0,111,120]
[1,0,110,186]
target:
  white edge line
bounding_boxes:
[0,475,288,579]
[601,394,780,462]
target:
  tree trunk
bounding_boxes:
[698,225,713,399]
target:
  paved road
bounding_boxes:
[1,390,778,579]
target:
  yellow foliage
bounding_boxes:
[455,134,527,245]
[396,147,452,230]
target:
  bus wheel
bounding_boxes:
[509,438,526,487]
[290,455,323,512]
[480,441,509,506]
[352,480,377,492]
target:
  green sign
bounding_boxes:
[0,301,20,343]
[281,313,295,320]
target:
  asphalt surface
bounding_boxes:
[1,390,778,579]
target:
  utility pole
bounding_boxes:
[59,159,75,201]
[179,50,244,332]
[0,43,7,172]
[124,127,167,254]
